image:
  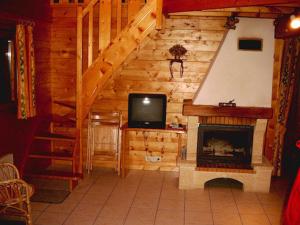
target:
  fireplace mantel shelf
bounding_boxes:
[183,99,273,119]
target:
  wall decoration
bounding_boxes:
[169,44,187,78]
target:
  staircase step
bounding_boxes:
[29,151,74,160]
[35,132,76,142]
[25,170,81,181]
[54,100,76,109]
[51,114,76,127]
[65,111,76,122]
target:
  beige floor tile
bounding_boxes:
[185,200,212,213]
[185,189,210,202]
[80,192,110,205]
[262,203,284,215]
[46,199,78,214]
[124,207,156,225]
[213,212,242,225]
[232,191,260,204]
[185,211,213,225]
[256,193,284,205]
[99,204,130,220]
[240,214,271,225]
[35,211,69,225]
[155,209,184,225]
[237,203,265,214]
[158,198,184,210]
[267,213,283,225]
[135,188,161,199]
[132,196,159,209]
[211,200,238,214]
[138,183,162,192]
[94,216,125,225]
[32,210,43,222]
[72,202,103,217]
[87,184,114,194]
[160,188,185,200]
[67,190,85,202]
[31,202,49,211]
[64,213,96,225]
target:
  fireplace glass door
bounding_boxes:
[197,124,254,169]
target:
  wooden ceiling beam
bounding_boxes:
[163,0,300,14]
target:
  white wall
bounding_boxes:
[193,18,274,107]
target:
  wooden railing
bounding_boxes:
[76,0,162,171]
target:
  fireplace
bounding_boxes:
[197,124,254,169]
[179,101,274,192]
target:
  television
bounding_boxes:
[128,93,167,129]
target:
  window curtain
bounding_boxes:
[15,24,36,119]
[273,37,300,176]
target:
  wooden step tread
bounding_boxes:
[51,114,76,127]
[54,100,76,109]
[65,111,76,122]
[29,151,74,160]
[25,170,81,180]
[35,132,76,142]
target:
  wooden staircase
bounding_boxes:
[24,0,163,189]
[77,0,163,122]
[24,101,81,191]
[76,0,163,176]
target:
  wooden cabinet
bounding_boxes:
[120,124,186,177]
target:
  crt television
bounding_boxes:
[128,93,167,129]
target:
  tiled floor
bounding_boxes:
[31,169,288,225]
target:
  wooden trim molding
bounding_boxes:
[182,99,273,119]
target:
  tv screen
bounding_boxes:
[128,93,167,129]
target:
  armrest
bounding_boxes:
[0,179,34,204]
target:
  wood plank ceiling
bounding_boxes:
[163,0,300,38]
[163,0,300,15]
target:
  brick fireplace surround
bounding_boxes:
[179,100,274,192]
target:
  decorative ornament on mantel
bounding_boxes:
[224,15,239,30]
[219,99,236,107]
[169,44,187,78]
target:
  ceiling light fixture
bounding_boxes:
[290,14,300,29]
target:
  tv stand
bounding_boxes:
[120,124,187,177]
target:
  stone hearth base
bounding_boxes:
[179,157,273,192]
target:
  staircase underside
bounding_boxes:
[80,0,158,120]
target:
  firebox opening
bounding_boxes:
[197,124,254,169]
[204,178,243,190]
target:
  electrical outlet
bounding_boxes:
[145,156,161,162]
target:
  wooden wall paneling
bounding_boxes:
[93,2,100,61]
[127,0,143,22]
[99,0,112,52]
[116,0,122,35]
[88,7,94,66]
[51,6,77,113]
[34,21,52,117]
[156,0,163,29]
[92,17,227,169]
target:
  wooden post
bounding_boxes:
[99,0,112,52]
[88,7,94,66]
[156,0,163,30]
[116,0,122,35]
[76,6,83,174]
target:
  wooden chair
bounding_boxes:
[86,111,122,174]
[0,163,34,225]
